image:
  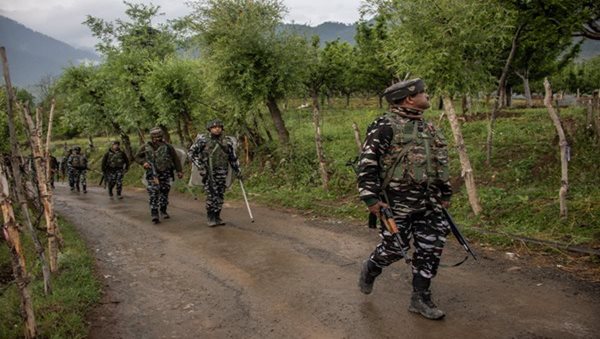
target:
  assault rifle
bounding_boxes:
[379,207,410,263]
[442,207,478,262]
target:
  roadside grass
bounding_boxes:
[0,217,101,338]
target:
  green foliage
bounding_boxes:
[370,0,514,95]
[550,55,600,93]
[0,218,100,338]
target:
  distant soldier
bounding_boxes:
[135,127,183,224]
[48,154,59,189]
[188,119,241,227]
[101,141,130,199]
[356,79,453,320]
[67,146,88,193]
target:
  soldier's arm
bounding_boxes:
[101,153,108,172]
[123,153,130,171]
[187,136,207,170]
[357,117,393,207]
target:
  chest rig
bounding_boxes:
[204,137,230,169]
[380,113,450,188]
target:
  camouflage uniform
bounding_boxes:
[357,78,452,320]
[67,149,88,193]
[135,133,182,223]
[188,120,241,226]
[101,145,130,198]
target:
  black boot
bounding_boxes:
[116,188,122,199]
[408,275,445,320]
[161,207,170,219]
[76,184,80,192]
[108,187,114,197]
[82,184,87,193]
[215,211,225,226]
[151,209,160,224]
[207,211,218,227]
[358,260,382,295]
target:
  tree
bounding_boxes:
[321,39,359,107]
[368,0,515,215]
[186,0,307,146]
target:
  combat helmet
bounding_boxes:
[206,119,224,131]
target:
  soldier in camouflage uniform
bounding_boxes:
[67,146,88,193]
[101,141,130,199]
[188,119,241,227]
[135,127,183,224]
[356,79,452,320]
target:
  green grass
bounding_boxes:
[0,217,101,338]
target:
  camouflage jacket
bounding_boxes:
[357,106,452,206]
[134,141,182,173]
[188,133,240,174]
[101,149,130,171]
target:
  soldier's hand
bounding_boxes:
[367,201,388,216]
[441,200,450,209]
[177,172,183,179]
[143,162,151,169]
[236,171,243,180]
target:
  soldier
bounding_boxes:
[135,127,183,224]
[188,119,241,227]
[67,146,88,193]
[101,141,130,199]
[356,79,452,320]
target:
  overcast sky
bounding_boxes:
[1,0,363,50]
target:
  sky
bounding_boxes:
[0,0,364,50]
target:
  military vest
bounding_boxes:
[380,113,449,187]
[107,150,126,169]
[203,137,230,169]
[70,154,86,169]
[144,142,174,172]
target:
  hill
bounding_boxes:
[284,21,356,45]
[0,15,100,88]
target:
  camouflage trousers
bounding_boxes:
[369,189,450,279]
[68,168,87,190]
[146,170,172,215]
[203,167,228,214]
[106,169,124,195]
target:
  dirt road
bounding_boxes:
[53,184,599,339]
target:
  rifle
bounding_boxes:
[346,157,378,229]
[379,207,410,263]
[99,172,105,188]
[442,207,478,263]
[142,147,160,186]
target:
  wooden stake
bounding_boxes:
[543,78,569,219]
[351,122,362,153]
[1,165,37,339]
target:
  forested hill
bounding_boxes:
[0,15,99,88]
[283,22,356,44]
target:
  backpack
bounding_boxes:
[70,154,86,169]
[380,113,449,187]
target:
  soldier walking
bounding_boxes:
[188,119,241,227]
[101,141,130,199]
[67,146,88,193]
[356,79,453,320]
[135,127,183,224]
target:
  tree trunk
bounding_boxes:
[438,96,444,110]
[1,46,52,294]
[506,85,513,107]
[352,122,363,154]
[311,89,329,190]
[21,104,62,273]
[159,124,171,144]
[265,95,290,145]
[593,90,600,143]
[487,23,524,165]
[524,78,532,108]
[346,93,351,108]
[176,117,186,148]
[136,123,145,145]
[461,95,469,115]
[443,97,482,215]
[87,135,95,151]
[1,166,37,339]
[378,95,383,109]
[181,111,194,146]
[543,78,569,219]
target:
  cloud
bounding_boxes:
[1,0,361,49]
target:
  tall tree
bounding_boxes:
[186,0,307,146]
